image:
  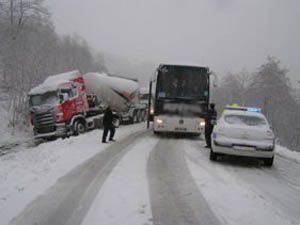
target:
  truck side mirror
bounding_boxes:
[59,93,69,103]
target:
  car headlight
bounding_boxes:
[266,130,274,138]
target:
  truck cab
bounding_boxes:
[29,71,99,140]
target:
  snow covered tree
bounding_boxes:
[213,57,300,151]
[0,0,106,128]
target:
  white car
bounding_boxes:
[210,107,275,166]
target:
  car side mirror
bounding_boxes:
[211,120,217,125]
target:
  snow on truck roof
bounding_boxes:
[84,72,139,92]
[28,70,81,95]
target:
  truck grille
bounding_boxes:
[33,111,56,134]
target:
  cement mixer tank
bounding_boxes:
[84,72,147,123]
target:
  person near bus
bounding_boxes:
[102,106,116,143]
[205,103,217,148]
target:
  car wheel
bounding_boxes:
[264,156,274,167]
[209,149,217,161]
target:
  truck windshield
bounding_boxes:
[30,92,59,107]
[157,66,209,100]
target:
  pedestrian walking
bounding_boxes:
[102,106,116,143]
[205,103,217,148]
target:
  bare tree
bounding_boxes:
[0,0,106,130]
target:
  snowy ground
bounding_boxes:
[0,123,146,225]
[1,125,300,225]
[185,142,300,225]
[0,106,31,152]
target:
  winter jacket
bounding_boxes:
[103,108,114,127]
[205,108,217,128]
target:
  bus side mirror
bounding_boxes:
[210,72,219,88]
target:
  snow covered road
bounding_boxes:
[148,137,220,225]
[1,125,300,225]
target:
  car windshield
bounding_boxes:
[224,114,267,126]
[30,91,59,106]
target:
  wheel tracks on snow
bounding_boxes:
[9,129,150,225]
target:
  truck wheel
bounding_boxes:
[131,112,138,124]
[136,110,141,123]
[74,121,86,135]
[141,110,146,121]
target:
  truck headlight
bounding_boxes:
[200,121,205,127]
[55,112,64,122]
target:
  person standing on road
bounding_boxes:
[102,106,116,143]
[205,103,217,148]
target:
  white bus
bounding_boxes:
[147,64,210,135]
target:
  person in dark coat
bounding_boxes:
[205,103,217,148]
[102,106,116,143]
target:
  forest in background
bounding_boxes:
[213,57,300,151]
[1,1,299,151]
[0,0,106,128]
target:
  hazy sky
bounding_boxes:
[46,0,300,83]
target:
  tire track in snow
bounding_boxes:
[81,134,159,225]
[185,140,300,225]
[147,137,220,225]
[10,129,149,225]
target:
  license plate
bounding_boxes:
[175,127,187,131]
[233,146,255,151]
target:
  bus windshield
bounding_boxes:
[156,65,209,100]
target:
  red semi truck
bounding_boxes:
[29,70,146,140]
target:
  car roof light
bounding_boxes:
[224,105,262,113]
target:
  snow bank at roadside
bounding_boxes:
[0,123,146,225]
[276,145,300,163]
[0,106,31,148]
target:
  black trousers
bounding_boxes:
[205,125,214,147]
[102,126,115,142]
